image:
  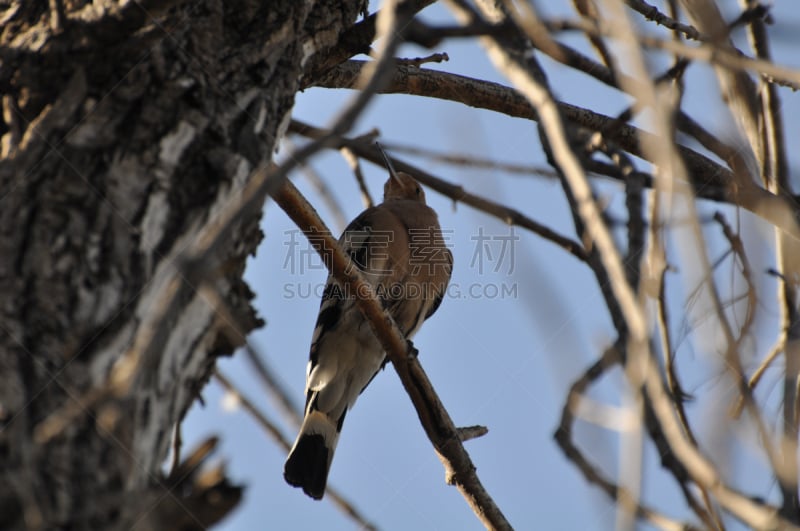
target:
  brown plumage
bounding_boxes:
[283,167,453,500]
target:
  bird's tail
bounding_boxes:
[284,409,343,499]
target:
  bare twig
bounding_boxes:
[213,371,377,530]
[314,60,800,244]
[737,338,785,418]
[542,15,800,89]
[570,0,616,67]
[339,146,375,208]
[625,0,702,40]
[381,141,560,179]
[712,212,757,345]
[621,145,646,531]
[396,52,450,67]
[313,60,737,198]
[289,119,589,262]
[242,344,303,429]
[457,425,489,442]
[284,137,349,231]
[554,346,700,531]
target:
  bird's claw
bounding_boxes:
[406,339,419,360]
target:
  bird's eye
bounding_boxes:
[416,187,422,196]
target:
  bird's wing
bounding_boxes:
[305,207,394,397]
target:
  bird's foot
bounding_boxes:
[406,339,419,360]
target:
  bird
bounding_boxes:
[283,146,453,500]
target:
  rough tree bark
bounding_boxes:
[0,1,367,529]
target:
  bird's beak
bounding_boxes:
[376,141,400,182]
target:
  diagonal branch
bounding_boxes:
[313,60,800,242]
[289,119,589,262]
[213,371,377,530]
[269,178,512,530]
[312,60,735,196]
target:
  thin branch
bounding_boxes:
[242,344,303,429]
[456,425,489,442]
[651,249,722,529]
[545,15,800,89]
[284,137,349,231]
[312,60,736,198]
[638,30,800,90]
[396,52,450,67]
[712,212,757,348]
[339,146,375,208]
[213,371,377,531]
[315,61,800,244]
[570,0,616,67]
[736,338,785,419]
[620,141,646,531]
[554,346,701,531]
[197,282,381,528]
[289,119,589,262]
[624,0,702,40]
[269,179,512,530]
[381,142,560,179]
[649,232,695,443]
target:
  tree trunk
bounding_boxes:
[0,1,366,528]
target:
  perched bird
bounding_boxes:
[283,148,453,500]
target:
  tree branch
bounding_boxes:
[289,119,589,262]
[554,345,705,531]
[312,60,736,197]
[269,178,512,530]
[213,371,377,530]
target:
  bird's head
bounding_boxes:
[384,171,426,203]
[375,142,426,203]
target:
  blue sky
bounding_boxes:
[182,2,800,529]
